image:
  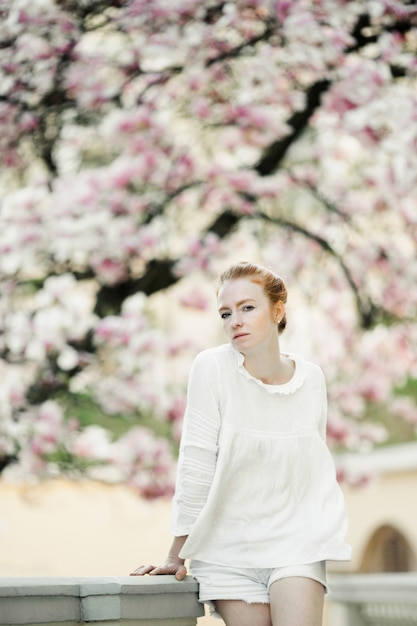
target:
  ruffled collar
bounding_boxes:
[235,349,306,395]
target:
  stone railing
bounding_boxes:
[0,576,204,626]
[3,573,417,626]
[327,573,417,626]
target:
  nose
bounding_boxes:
[231,313,243,328]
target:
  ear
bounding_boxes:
[273,301,285,324]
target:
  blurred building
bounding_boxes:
[333,441,417,575]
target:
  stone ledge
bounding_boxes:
[0,576,204,626]
[329,573,417,604]
[327,573,417,626]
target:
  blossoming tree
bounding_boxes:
[1,0,416,495]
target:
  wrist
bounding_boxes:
[168,555,185,564]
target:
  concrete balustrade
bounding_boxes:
[2,573,417,626]
[0,576,204,626]
[327,573,417,626]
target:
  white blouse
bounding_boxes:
[171,343,351,567]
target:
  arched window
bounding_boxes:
[359,524,417,573]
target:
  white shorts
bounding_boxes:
[189,560,328,617]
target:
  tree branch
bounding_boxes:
[206,23,275,67]
[93,210,241,315]
[256,212,379,329]
[255,79,331,176]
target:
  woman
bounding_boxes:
[131,261,351,626]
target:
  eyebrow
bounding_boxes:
[218,299,256,312]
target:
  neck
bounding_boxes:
[242,342,290,385]
[244,352,294,385]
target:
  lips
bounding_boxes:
[233,332,249,340]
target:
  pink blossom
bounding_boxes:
[274,1,292,22]
[95,317,126,343]
[179,289,210,310]
[19,112,39,131]
[173,233,222,277]
[91,257,127,286]
[109,426,176,498]
[166,395,186,423]
[166,338,195,356]
[70,426,112,460]
[391,397,417,425]
[38,401,64,426]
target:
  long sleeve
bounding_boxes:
[171,351,221,536]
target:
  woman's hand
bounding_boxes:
[130,536,188,580]
[130,557,187,580]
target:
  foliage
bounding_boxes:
[1,0,417,494]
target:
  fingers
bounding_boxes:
[130,565,155,576]
[148,564,185,576]
[130,563,188,579]
[175,565,187,581]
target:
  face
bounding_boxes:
[217,278,283,353]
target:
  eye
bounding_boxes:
[220,311,231,319]
[243,305,254,312]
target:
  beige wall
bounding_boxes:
[336,470,417,573]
